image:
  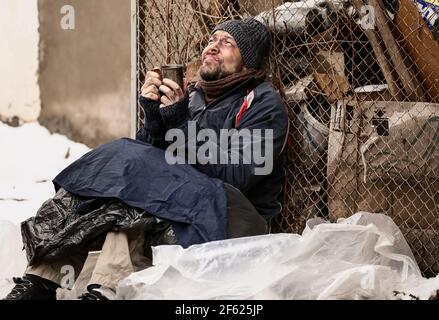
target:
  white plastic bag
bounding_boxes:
[116,212,426,300]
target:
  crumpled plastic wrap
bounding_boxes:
[0,221,27,298]
[116,212,426,300]
[21,188,159,265]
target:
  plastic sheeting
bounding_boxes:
[21,188,159,265]
[0,221,27,298]
[116,212,428,300]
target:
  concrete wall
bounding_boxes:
[38,0,131,147]
[0,0,40,125]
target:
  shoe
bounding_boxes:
[77,285,111,300]
[3,274,60,300]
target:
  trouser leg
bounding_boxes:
[27,227,151,294]
[126,227,152,272]
[86,231,133,290]
[53,227,151,299]
[86,227,151,290]
[25,253,87,288]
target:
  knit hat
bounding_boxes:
[213,19,270,70]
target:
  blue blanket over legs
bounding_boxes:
[53,138,228,247]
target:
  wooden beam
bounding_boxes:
[351,0,403,100]
[369,0,426,101]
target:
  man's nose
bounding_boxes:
[207,40,220,53]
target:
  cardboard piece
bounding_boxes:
[312,50,350,104]
[394,0,439,102]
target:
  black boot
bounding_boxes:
[3,274,60,300]
[77,284,110,300]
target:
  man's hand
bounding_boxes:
[141,70,162,101]
[159,78,185,108]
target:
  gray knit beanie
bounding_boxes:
[213,18,270,70]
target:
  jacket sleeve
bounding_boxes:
[137,94,191,149]
[159,93,190,129]
[135,96,168,149]
[163,89,289,193]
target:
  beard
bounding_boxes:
[199,63,223,81]
[199,61,240,82]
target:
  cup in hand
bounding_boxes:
[161,64,185,90]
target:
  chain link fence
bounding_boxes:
[134,0,439,277]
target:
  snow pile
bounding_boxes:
[116,212,438,300]
[0,121,90,223]
[394,274,439,300]
[0,121,90,297]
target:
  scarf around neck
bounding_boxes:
[197,68,266,105]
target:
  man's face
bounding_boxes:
[199,30,245,81]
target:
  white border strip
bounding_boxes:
[130,0,138,139]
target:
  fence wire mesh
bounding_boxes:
[135,0,439,277]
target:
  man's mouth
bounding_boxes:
[203,55,219,64]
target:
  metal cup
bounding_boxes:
[161,64,185,90]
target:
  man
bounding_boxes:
[4,18,288,300]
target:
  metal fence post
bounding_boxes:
[130,0,138,139]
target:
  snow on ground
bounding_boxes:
[395,274,439,300]
[0,221,28,298]
[0,121,90,297]
[0,121,90,223]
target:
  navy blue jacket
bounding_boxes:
[137,77,289,219]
